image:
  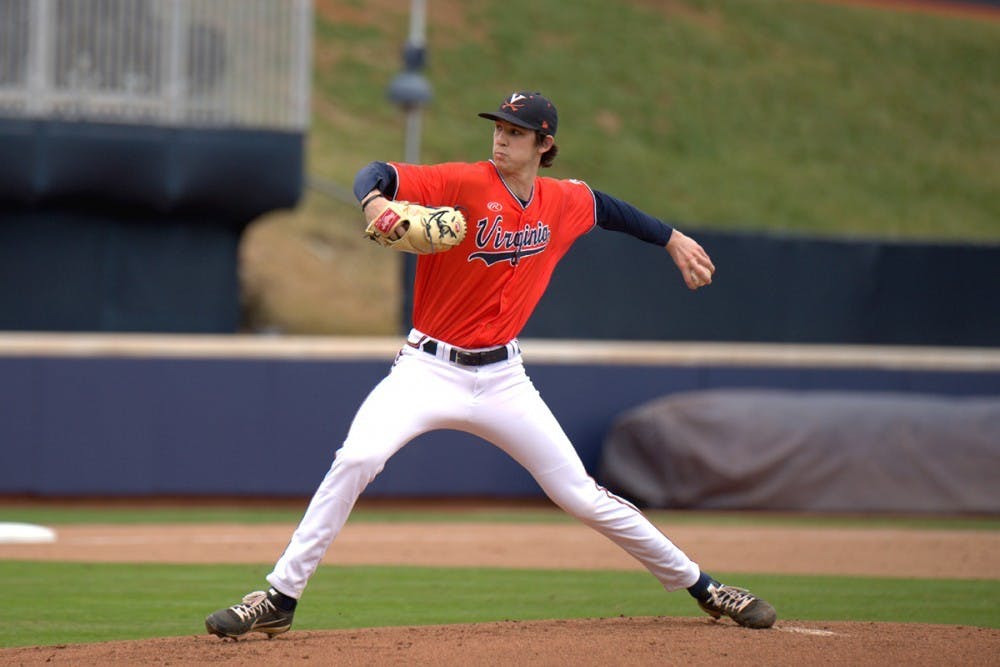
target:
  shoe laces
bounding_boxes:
[230,590,276,623]
[709,584,756,614]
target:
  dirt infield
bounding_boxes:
[1,518,998,665]
[5,618,995,667]
[2,521,998,579]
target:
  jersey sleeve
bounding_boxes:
[352,161,397,201]
[594,189,673,246]
[389,162,472,206]
[562,178,598,238]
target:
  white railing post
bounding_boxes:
[26,0,52,116]
[292,0,313,129]
[164,0,187,124]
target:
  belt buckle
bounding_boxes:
[455,347,506,366]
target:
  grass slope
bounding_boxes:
[246,0,999,333]
[311,0,999,240]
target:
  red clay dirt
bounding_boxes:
[1,516,997,665]
[4,619,996,667]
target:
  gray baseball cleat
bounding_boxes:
[205,588,295,640]
[697,581,777,629]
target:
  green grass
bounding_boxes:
[3,507,993,648]
[0,561,996,648]
[309,0,1000,242]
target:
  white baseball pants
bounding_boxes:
[267,332,701,599]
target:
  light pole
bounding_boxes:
[387,0,433,331]
[387,0,432,164]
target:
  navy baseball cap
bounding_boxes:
[479,91,558,136]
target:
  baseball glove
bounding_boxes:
[365,201,467,254]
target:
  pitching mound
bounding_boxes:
[4,617,996,666]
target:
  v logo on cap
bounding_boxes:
[502,93,528,112]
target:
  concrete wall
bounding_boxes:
[2,335,998,499]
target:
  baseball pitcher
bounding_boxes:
[205,91,776,639]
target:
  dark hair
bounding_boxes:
[536,132,558,168]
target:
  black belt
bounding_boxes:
[420,339,510,366]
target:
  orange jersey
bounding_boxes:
[390,160,596,348]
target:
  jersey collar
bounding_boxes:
[489,160,533,210]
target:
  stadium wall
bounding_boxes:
[519,230,1000,347]
[0,119,304,333]
[1,335,997,503]
[403,229,1000,348]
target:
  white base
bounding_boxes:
[0,522,57,544]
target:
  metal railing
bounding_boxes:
[0,0,311,130]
